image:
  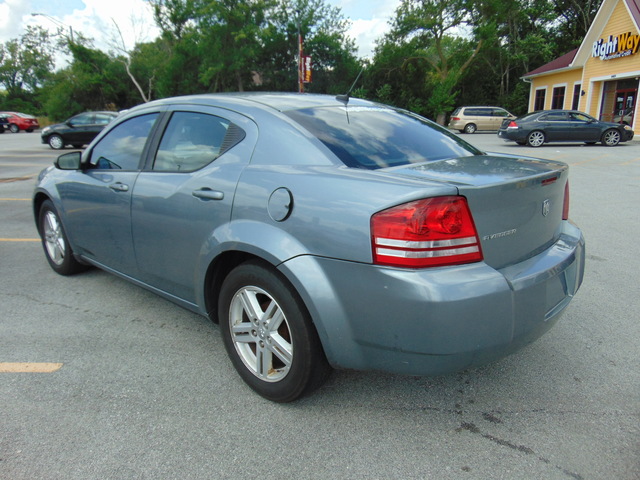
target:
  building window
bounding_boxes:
[572,84,581,110]
[552,86,566,109]
[534,89,546,111]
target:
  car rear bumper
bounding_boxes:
[280,221,585,376]
[498,128,524,142]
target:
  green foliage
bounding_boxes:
[0,26,55,112]
[0,0,606,120]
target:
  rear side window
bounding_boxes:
[285,106,482,170]
[153,111,245,172]
[464,108,490,116]
[540,112,568,121]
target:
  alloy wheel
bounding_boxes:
[43,210,66,266]
[228,285,293,382]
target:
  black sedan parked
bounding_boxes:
[41,111,119,149]
[498,110,634,147]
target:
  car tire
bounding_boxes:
[218,260,331,402]
[9,124,19,133]
[38,200,88,276]
[601,129,621,146]
[526,130,545,147]
[464,123,477,134]
[48,134,65,150]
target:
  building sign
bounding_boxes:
[303,56,312,83]
[592,32,640,60]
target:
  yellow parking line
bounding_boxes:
[0,238,39,242]
[0,363,63,373]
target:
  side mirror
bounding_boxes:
[55,151,82,170]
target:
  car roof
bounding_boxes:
[142,92,377,113]
[76,111,118,115]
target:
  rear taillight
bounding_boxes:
[450,117,460,121]
[562,182,570,220]
[371,196,483,268]
[507,121,518,128]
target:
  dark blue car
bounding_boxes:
[498,109,634,147]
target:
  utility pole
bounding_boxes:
[296,10,303,93]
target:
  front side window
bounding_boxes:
[95,113,116,125]
[89,113,158,170]
[286,106,482,170]
[153,111,244,172]
[569,112,594,122]
[71,114,93,126]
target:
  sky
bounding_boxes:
[0,0,401,62]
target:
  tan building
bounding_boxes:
[523,0,640,132]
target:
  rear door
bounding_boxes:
[538,111,569,141]
[477,108,492,130]
[130,106,258,303]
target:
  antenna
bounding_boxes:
[336,67,365,104]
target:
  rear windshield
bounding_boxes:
[285,105,482,170]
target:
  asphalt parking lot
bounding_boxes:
[1,131,639,480]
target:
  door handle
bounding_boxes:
[109,182,129,192]
[192,188,224,200]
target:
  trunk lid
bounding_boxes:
[387,154,569,269]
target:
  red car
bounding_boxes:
[1,112,40,133]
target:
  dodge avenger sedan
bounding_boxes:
[498,109,634,147]
[33,93,585,402]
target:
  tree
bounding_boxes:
[41,43,139,120]
[257,0,360,94]
[386,0,483,124]
[0,26,55,107]
[550,0,603,50]
[195,0,274,92]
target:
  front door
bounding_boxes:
[614,89,636,125]
[59,113,160,276]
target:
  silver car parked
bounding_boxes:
[33,93,585,402]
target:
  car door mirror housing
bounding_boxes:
[55,151,82,170]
